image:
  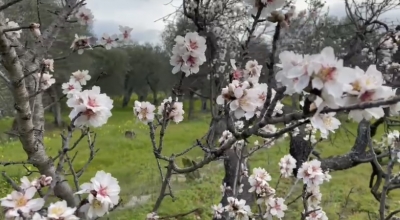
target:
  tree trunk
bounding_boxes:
[214,148,254,220]
[207,116,227,147]
[146,74,159,106]
[201,97,207,112]
[122,86,134,108]
[49,86,63,127]
[0,19,78,208]
[188,91,195,120]
[52,102,63,127]
[152,89,158,106]
[139,94,146,101]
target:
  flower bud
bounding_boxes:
[30,23,41,38]
[39,175,52,187]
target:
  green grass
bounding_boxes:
[0,98,399,220]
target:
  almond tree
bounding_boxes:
[137,0,400,219]
[2,0,400,220]
[0,0,132,219]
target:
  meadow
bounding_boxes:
[0,97,398,220]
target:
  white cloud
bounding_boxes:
[85,0,181,44]
[85,0,400,44]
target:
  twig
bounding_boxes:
[2,171,21,191]
[65,153,81,200]
[286,194,302,206]
[159,208,202,219]
[152,162,174,212]
[386,209,400,220]
[338,187,354,220]
[0,161,31,166]
[76,132,99,178]
[3,26,31,33]
[0,0,24,11]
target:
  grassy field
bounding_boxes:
[0,98,399,220]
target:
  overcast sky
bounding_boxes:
[84,0,400,45]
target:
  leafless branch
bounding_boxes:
[2,171,21,191]
[0,0,23,11]
[159,208,202,219]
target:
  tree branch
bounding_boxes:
[0,0,23,11]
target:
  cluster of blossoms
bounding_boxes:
[216,59,284,120]
[1,175,52,220]
[74,171,121,218]
[276,46,400,136]
[69,6,132,54]
[1,171,120,219]
[170,32,207,76]
[133,97,185,124]
[362,30,400,70]
[211,154,296,219]
[70,26,133,54]
[211,154,331,219]
[29,62,113,128]
[61,70,90,98]
[290,121,326,144]
[212,197,252,220]
[133,32,205,126]
[297,159,331,219]
[36,59,56,91]
[61,70,114,128]
[248,167,283,218]
[373,130,400,163]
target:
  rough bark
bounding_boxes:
[0,0,80,207]
[213,148,254,220]
[0,32,76,206]
[290,135,315,177]
[206,115,227,147]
